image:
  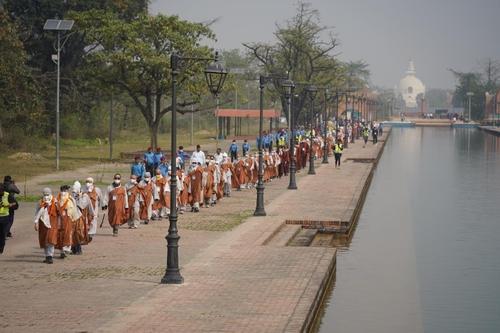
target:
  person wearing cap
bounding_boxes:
[56,185,81,258]
[221,155,234,197]
[143,147,155,175]
[188,162,203,212]
[242,139,250,156]
[3,175,19,238]
[71,181,94,255]
[102,174,129,236]
[229,140,238,162]
[152,168,168,220]
[125,174,141,229]
[158,157,170,177]
[84,177,103,240]
[33,188,59,263]
[131,155,145,181]
[177,145,190,170]
[153,147,164,171]
[137,172,158,224]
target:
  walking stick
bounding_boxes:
[99,212,107,228]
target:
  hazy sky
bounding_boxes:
[150,0,500,90]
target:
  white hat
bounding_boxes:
[42,187,52,195]
[86,177,94,184]
[72,181,81,193]
[222,152,228,158]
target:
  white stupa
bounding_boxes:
[398,60,425,108]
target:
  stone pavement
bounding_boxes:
[0,132,389,332]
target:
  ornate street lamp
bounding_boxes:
[322,88,330,164]
[344,94,349,149]
[162,51,227,285]
[281,79,298,190]
[254,74,288,216]
[306,85,318,175]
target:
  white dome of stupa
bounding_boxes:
[398,60,425,108]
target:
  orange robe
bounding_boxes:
[108,186,127,227]
[37,199,59,248]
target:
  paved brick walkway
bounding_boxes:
[0,132,389,333]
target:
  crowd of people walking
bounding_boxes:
[2,118,382,264]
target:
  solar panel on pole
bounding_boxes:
[43,19,60,30]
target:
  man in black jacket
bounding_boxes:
[3,176,19,238]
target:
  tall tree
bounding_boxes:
[75,10,216,148]
[0,10,42,143]
[450,70,484,120]
[243,1,342,122]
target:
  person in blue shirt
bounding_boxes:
[229,140,238,162]
[153,147,163,171]
[144,147,155,174]
[131,155,145,180]
[177,145,190,170]
[242,139,250,156]
[158,157,170,177]
[262,131,270,151]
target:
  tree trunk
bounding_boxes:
[149,120,160,150]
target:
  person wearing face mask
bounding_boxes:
[125,175,141,229]
[102,174,128,236]
[33,188,59,263]
[71,181,94,255]
[137,172,158,224]
[83,177,103,241]
[152,168,168,220]
[56,185,81,258]
[158,157,170,177]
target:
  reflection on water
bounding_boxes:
[317,128,500,333]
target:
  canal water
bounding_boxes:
[316,127,500,333]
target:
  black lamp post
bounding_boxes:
[322,88,330,164]
[306,85,318,175]
[335,91,340,138]
[344,94,349,149]
[254,74,288,216]
[161,51,227,285]
[283,80,298,190]
[351,95,356,144]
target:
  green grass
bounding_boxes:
[180,209,253,232]
[0,119,262,183]
[18,194,41,202]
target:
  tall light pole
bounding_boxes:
[322,89,330,164]
[466,92,474,122]
[43,19,74,170]
[306,85,318,175]
[161,51,227,285]
[254,74,288,215]
[283,80,297,190]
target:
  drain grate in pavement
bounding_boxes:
[345,158,376,163]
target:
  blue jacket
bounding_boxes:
[144,152,155,166]
[177,150,190,164]
[153,152,163,166]
[158,163,170,177]
[131,163,145,178]
[242,142,250,153]
[229,143,238,153]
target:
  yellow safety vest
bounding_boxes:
[0,192,10,217]
[334,144,343,154]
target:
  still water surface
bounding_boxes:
[317,127,500,333]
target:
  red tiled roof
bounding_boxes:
[215,109,281,118]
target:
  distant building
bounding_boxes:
[396,60,426,111]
